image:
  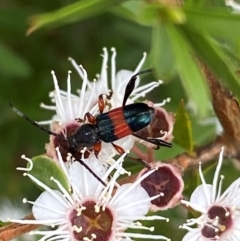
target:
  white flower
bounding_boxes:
[225,0,240,12]
[40,48,165,158]
[0,198,36,241]
[180,147,240,241]
[40,47,162,125]
[0,198,29,222]
[10,150,170,241]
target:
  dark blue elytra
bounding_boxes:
[123,103,154,132]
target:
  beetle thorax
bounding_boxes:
[68,123,99,152]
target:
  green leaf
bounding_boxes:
[113,2,186,26]
[0,220,9,227]
[111,4,142,24]
[29,155,69,192]
[184,29,240,98]
[111,1,151,25]
[140,4,186,25]
[166,24,210,117]
[183,167,199,198]
[184,7,240,39]
[184,0,206,8]
[173,100,194,154]
[27,0,126,34]
[150,23,176,80]
[0,41,31,78]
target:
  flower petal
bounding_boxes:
[113,136,134,153]
[115,70,137,94]
[190,184,212,210]
[69,159,107,196]
[33,190,67,220]
[112,184,150,219]
[219,177,240,207]
[182,229,202,241]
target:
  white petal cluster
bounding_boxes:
[10,49,173,241]
[11,151,170,241]
[181,147,240,241]
[39,48,160,125]
[39,48,162,159]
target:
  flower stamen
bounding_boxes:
[17,155,33,171]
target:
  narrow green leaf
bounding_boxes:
[184,29,240,98]
[110,5,142,24]
[166,24,210,117]
[173,100,194,154]
[150,23,176,80]
[27,0,126,34]
[0,41,31,78]
[141,4,186,24]
[184,8,240,39]
[29,155,69,192]
[112,2,186,26]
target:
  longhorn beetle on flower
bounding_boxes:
[10,69,172,186]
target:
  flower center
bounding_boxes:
[141,166,181,208]
[201,205,233,240]
[69,200,114,241]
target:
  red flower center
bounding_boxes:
[141,165,182,209]
[201,205,233,240]
[69,200,114,241]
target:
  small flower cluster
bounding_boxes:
[9,48,240,241]
[180,147,240,241]
[10,48,183,241]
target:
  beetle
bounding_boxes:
[68,68,172,156]
[10,68,172,185]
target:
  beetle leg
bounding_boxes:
[111,143,125,155]
[122,68,153,107]
[93,141,102,158]
[106,90,113,100]
[84,112,96,124]
[75,117,84,123]
[127,156,151,169]
[132,133,172,148]
[98,90,113,113]
[98,94,106,114]
[146,137,172,148]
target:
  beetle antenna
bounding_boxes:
[74,156,107,186]
[122,68,153,107]
[10,101,106,186]
[10,101,67,142]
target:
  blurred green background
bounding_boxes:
[1,0,240,240]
